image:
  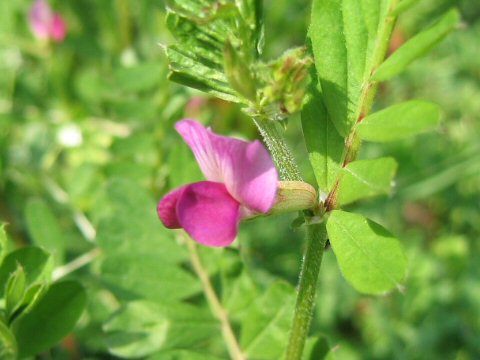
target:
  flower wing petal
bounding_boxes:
[157,186,186,229]
[30,0,53,39]
[177,181,240,247]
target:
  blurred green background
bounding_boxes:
[0,0,479,359]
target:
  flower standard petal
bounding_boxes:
[30,0,53,40]
[175,120,223,182]
[176,181,240,247]
[216,138,278,213]
[175,119,278,213]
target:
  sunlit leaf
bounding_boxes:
[5,265,26,320]
[310,0,391,136]
[327,210,407,294]
[97,179,199,302]
[0,319,17,360]
[104,300,219,358]
[357,100,441,142]
[301,64,344,192]
[337,157,397,205]
[148,350,224,360]
[0,224,6,262]
[0,247,52,297]
[24,199,65,264]
[101,254,201,302]
[114,63,165,92]
[12,281,87,358]
[303,335,333,360]
[168,142,203,188]
[374,9,460,81]
[391,0,421,15]
[240,282,296,359]
[166,45,239,103]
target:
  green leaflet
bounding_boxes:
[337,157,398,205]
[326,210,407,295]
[391,0,421,16]
[25,199,65,264]
[12,281,87,358]
[164,0,262,103]
[301,63,344,193]
[374,9,460,81]
[113,63,165,92]
[166,45,239,103]
[5,266,26,320]
[302,336,332,360]
[310,0,391,136]
[97,179,199,303]
[0,247,52,298]
[0,224,6,262]
[240,282,296,359]
[224,39,257,100]
[148,350,225,360]
[357,100,441,142]
[104,301,219,358]
[0,320,16,360]
[168,142,204,188]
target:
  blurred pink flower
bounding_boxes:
[29,0,66,42]
[157,119,278,247]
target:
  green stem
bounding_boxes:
[185,236,246,360]
[285,222,328,360]
[253,118,302,181]
[52,248,102,281]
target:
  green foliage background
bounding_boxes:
[0,0,479,359]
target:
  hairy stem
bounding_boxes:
[285,222,328,360]
[253,118,302,181]
[185,236,246,360]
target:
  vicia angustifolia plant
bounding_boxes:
[156,0,459,359]
[0,0,467,359]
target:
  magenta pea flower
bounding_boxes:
[157,119,278,247]
[29,0,66,43]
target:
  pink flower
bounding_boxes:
[157,120,278,247]
[29,0,66,42]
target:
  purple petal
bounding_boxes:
[175,119,278,213]
[50,14,66,42]
[29,0,53,39]
[175,120,223,182]
[176,182,240,247]
[219,138,278,213]
[157,186,186,229]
